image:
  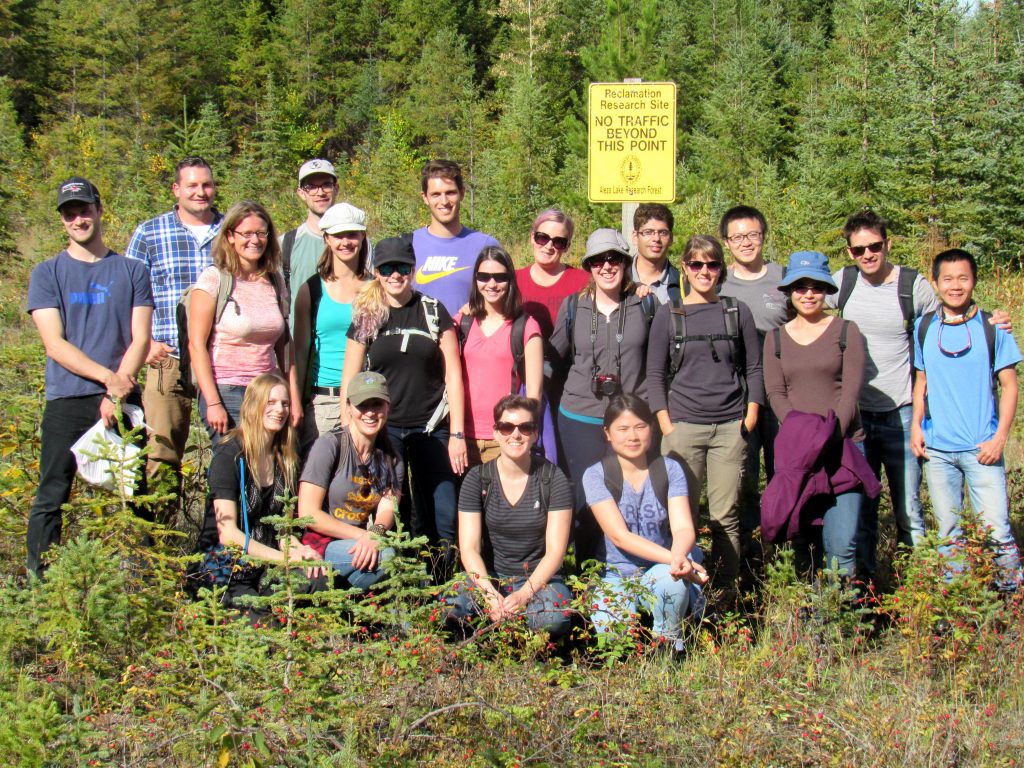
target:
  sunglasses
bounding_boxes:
[790,283,826,295]
[685,260,723,272]
[586,253,626,268]
[377,263,412,277]
[475,271,511,284]
[533,231,570,251]
[494,421,537,437]
[848,240,885,258]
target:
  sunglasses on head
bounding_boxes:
[475,271,511,284]
[684,260,723,272]
[848,240,885,258]
[533,231,570,251]
[494,421,537,436]
[586,253,626,268]
[377,263,412,277]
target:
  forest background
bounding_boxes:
[1,0,1024,270]
[2,0,1024,766]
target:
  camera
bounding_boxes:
[590,372,621,399]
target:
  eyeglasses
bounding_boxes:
[353,398,388,411]
[586,253,626,268]
[725,231,763,246]
[301,180,336,193]
[494,421,537,436]
[937,307,977,357]
[533,231,570,251]
[233,229,269,240]
[638,228,671,239]
[377,263,413,277]
[848,240,885,258]
[684,260,723,273]
[475,271,511,284]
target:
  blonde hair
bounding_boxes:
[225,373,298,491]
[350,279,392,343]
[211,201,281,279]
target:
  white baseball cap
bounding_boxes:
[319,202,367,234]
[298,159,337,183]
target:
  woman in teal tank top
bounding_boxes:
[294,203,370,451]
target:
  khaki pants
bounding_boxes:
[661,419,747,593]
[467,438,501,468]
[142,355,193,476]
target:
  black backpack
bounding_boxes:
[837,264,919,367]
[917,308,998,403]
[282,228,298,287]
[772,319,850,359]
[600,453,670,511]
[478,458,555,514]
[459,313,530,394]
[666,295,745,385]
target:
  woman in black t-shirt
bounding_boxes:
[339,236,466,582]
[453,395,573,637]
[193,373,324,614]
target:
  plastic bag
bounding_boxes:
[70,403,146,497]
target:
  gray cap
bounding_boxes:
[583,228,631,266]
[320,202,366,234]
[347,371,390,405]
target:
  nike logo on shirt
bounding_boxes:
[415,257,470,284]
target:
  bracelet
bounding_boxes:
[208,401,223,408]
[367,523,388,537]
[103,393,118,403]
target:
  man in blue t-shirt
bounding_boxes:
[410,159,499,316]
[26,178,154,577]
[910,248,1022,591]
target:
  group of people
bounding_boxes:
[26,155,1023,645]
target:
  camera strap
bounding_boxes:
[589,299,627,377]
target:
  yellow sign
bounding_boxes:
[588,82,676,203]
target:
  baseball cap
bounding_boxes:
[298,159,337,183]
[779,251,839,294]
[373,236,415,267]
[583,228,631,267]
[320,202,367,234]
[347,371,390,406]
[56,177,101,211]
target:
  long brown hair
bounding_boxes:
[211,201,281,278]
[467,246,522,320]
[224,373,298,491]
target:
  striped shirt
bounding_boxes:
[124,206,223,354]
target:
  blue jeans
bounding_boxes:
[556,411,609,562]
[387,423,457,580]
[591,563,704,641]
[199,384,247,443]
[923,448,1021,586]
[450,573,572,637]
[323,538,395,592]
[857,406,925,575]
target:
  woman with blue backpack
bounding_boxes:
[584,394,707,652]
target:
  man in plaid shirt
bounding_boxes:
[125,157,222,494]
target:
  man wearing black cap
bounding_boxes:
[25,178,153,577]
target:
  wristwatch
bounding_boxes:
[367,523,388,537]
[451,432,465,440]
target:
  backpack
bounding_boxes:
[600,453,670,511]
[479,458,555,515]
[916,308,998,403]
[282,228,298,288]
[176,269,289,391]
[564,292,658,364]
[772,319,850,360]
[666,296,745,390]
[459,313,529,394]
[366,294,447,432]
[837,264,919,367]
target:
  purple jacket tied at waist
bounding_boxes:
[761,410,881,543]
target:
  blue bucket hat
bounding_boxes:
[779,251,838,294]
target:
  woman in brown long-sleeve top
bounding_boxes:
[763,251,866,578]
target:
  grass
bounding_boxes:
[1,256,1023,766]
